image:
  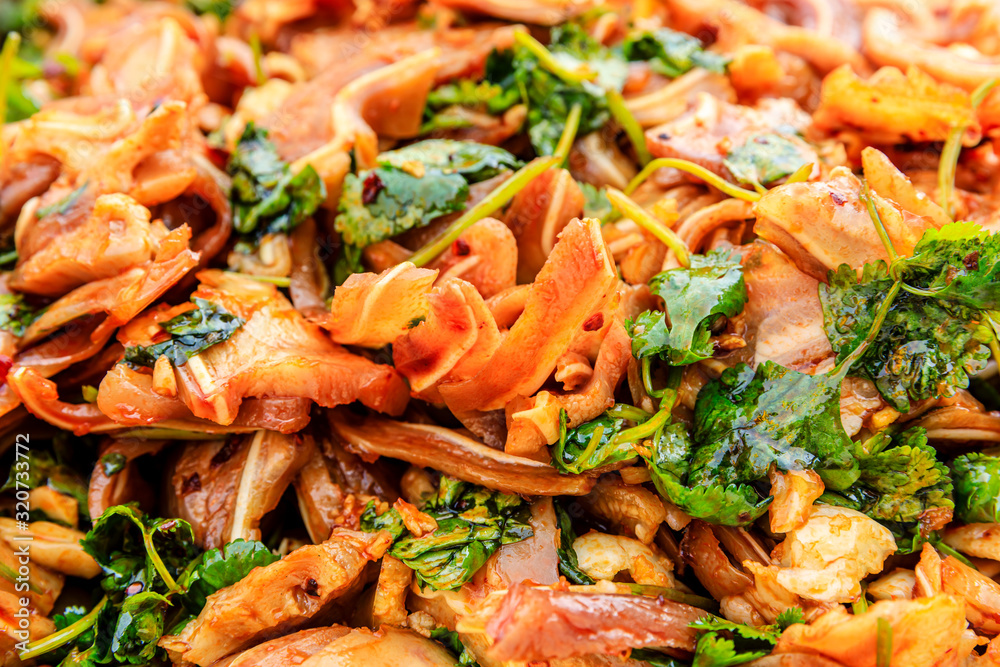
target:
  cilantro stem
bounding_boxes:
[987,312,1000,371]
[0,32,22,163]
[249,32,266,86]
[938,79,998,219]
[860,181,899,266]
[144,527,181,592]
[0,561,40,593]
[784,162,814,184]
[641,356,667,398]
[513,31,596,84]
[0,249,17,266]
[875,617,892,667]
[19,597,107,660]
[606,403,654,422]
[624,158,761,202]
[554,103,582,166]
[932,536,976,568]
[606,187,690,268]
[621,583,717,610]
[851,586,868,615]
[833,280,902,379]
[607,89,651,166]
[222,271,291,287]
[409,156,559,266]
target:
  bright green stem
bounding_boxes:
[606,403,654,422]
[610,404,671,446]
[222,271,291,287]
[986,312,1000,370]
[938,78,998,218]
[624,157,761,202]
[20,597,108,660]
[0,32,23,162]
[641,356,667,398]
[607,89,651,166]
[143,529,179,593]
[514,31,595,84]
[409,156,559,267]
[606,187,690,268]
[0,561,40,593]
[0,249,17,266]
[861,180,899,266]
[249,32,266,85]
[833,280,902,379]
[875,617,893,667]
[784,162,814,184]
[554,103,582,166]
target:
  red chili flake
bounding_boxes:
[830,191,847,206]
[303,578,320,596]
[453,238,471,256]
[0,356,12,383]
[964,251,980,271]
[583,313,604,331]
[362,172,385,205]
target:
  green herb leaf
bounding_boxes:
[100,453,127,477]
[335,166,468,248]
[2,449,88,521]
[819,428,953,553]
[622,28,729,78]
[691,633,767,667]
[122,299,244,368]
[177,539,279,613]
[228,123,326,238]
[951,452,1000,524]
[485,23,625,156]
[552,409,638,474]
[692,361,859,492]
[107,591,169,663]
[630,249,747,365]
[820,260,991,412]
[430,627,480,666]
[379,140,522,184]
[360,477,532,590]
[0,292,44,337]
[554,500,594,585]
[723,134,810,188]
[579,181,612,219]
[184,0,234,20]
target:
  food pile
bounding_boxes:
[2,0,1000,665]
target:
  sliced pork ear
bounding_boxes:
[393,278,501,401]
[329,410,594,496]
[96,270,408,427]
[167,438,248,548]
[160,529,391,667]
[504,168,585,284]
[752,168,936,281]
[317,263,438,348]
[298,626,458,667]
[296,422,400,543]
[505,320,631,456]
[211,627,354,667]
[89,437,169,519]
[438,218,618,413]
[428,0,593,25]
[427,217,517,299]
[14,366,310,435]
[645,94,817,183]
[20,225,199,346]
[484,584,701,662]
[741,241,833,372]
[11,194,165,296]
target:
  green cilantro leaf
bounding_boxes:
[630,249,747,365]
[551,409,639,474]
[360,477,532,590]
[723,134,810,188]
[430,627,480,666]
[691,361,860,493]
[228,123,326,238]
[378,139,522,184]
[177,539,279,614]
[622,28,729,78]
[951,452,1000,524]
[0,292,44,337]
[554,500,595,585]
[820,260,991,412]
[122,299,245,368]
